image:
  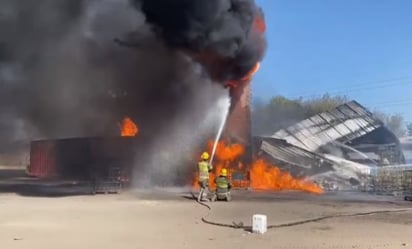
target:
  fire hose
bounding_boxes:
[191,191,411,230]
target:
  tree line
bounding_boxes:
[251,94,411,138]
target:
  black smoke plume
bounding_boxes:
[0,0,265,183]
[133,0,266,82]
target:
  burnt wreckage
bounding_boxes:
[254,101,405,189]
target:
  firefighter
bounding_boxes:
[197,152,213,202]
[211,168,232,202]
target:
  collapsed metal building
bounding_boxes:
[254,101,406,190]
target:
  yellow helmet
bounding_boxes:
[200,152,209,160]
[221,168,228,177]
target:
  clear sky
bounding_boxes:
[253,0,412,122]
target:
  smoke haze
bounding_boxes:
[0,0,266,183]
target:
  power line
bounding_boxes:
[286,77,412,99]
[369,100,412,108]
[297,81,412,98]
[325,75,412,91]
[367,99,412,106]
[255,75,412,113]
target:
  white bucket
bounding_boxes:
[252,214,267,234]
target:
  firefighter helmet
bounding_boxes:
[201,152,210,160]
[221,168,228,177]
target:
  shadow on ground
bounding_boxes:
[2,167,410,207]
[0,168,94,197]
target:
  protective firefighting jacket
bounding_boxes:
[198,161,212,181]
[215,176,231,191]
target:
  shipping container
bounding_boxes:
[28,136,144,181]
[28,140,58,178]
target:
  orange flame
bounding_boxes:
[225,62,261,88]
[192,140,244,189]
[192,140,323,194]
[253,16,266,33]
[120,117,138,137]
[209,140,245,161]
[250,159,324,194]
[241,62,260,81]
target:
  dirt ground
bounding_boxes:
[1,168,412,249]
[0,190,411,249]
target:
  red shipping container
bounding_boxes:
[27,137,139,180]
[28,140,58,178]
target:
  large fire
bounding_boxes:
[193,141,323,194]
[212,140,245,161]
[190,25,323,193]
[120,117,139,137]
[192,140,244,189]
[250,159,324,194]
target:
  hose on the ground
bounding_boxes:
[191,191,411,230]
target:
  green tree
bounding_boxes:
[252,94,347,135]
[252,96,305,135]
[251,94,407,138]
[303,94,348,117]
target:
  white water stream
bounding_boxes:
[209,97,231,164]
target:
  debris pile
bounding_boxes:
[254,101,407,192]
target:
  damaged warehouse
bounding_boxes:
[254,101,407,191]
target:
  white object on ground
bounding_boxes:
[252,214,267,234]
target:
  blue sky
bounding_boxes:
[253,0,412,122]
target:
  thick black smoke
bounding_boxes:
[133,0,266,82]
[0,0,209,143]
[0,0,265,181]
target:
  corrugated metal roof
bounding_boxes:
[271,101,382,152]
[255,137,331,169]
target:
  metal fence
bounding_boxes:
[364,165,412,195]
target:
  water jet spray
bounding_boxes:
[209,97,231,165]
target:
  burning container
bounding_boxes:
[28,136,143,181]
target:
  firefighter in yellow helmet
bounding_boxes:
[197,152,213,202]
[211,168,232,202]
